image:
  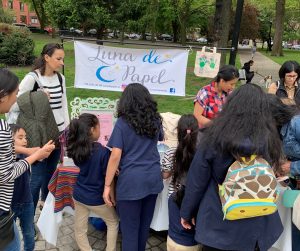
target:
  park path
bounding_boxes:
[239,48,281,86]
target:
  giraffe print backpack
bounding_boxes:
[218,155,279,220]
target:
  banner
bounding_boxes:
[74,41,188,96]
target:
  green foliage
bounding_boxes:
[0,24,35,66]
[0,7,14,24]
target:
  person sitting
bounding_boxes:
[242,60,254,83]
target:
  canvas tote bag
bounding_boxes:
[194,46,221,78]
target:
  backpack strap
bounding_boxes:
[56,72,64,94]
[29,71,63,94]
[30,71,41,92]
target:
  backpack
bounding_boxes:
[218,155,279,220]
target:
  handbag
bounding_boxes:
[0,210,15,250]
[194,46,221,78]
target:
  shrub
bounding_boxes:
[0,23,35,66]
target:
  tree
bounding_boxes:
[24,0,48,29]
[212,0,232,65]
[271,0,285,56]
[0,3,14,23]
[239,3,259,40]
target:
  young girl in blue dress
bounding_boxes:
[161,114,200,250]
[67,113,119,251]
[103,83,163,251]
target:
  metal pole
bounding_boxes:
[229,0,244,65]
[60,37,65,75]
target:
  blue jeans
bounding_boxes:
[30,148,60,212]
[3,221,21,251]
[11,203,35,251]
[117,194,158,251]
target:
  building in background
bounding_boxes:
[1,0,40,27]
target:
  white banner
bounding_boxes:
[74,41,188,96]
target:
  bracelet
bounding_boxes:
[105,184,111,187]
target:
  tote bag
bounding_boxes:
[194,46,221,78]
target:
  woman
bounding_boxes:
[103,83,163,251]
[242,60,254,83]
[8,43,69,212]
[0,69,54,251]
[268,60,300,105]
[180,84,283,251]
[193,65,239,128]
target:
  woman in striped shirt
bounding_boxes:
[8,43,69,212]
[0,69,55,250]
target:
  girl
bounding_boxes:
[161,114,200,251]
[10,124,36,251]
[67,113,119,251]
[268,61,300,105]
[180,84,283,251]
[103,83,164,251]
[8,43,69,212]
[193,65,239,128]
[0,69,54,251]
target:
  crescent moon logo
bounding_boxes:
[96,66,115,83]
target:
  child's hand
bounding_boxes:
[181,217,195,230]
[103,185,115,207]
[36,140,55,160]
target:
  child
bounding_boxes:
[103,83,164,251]
[161,114,201,251]
[10,124,36,251]
[0,69,54,251]
[67,113,119,251]
[180,84,283,251]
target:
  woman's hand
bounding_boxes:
[280,160,291,175]
[181,217,195,230]
[103,185,114,207]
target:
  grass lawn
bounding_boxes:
[8,34,242,115]
[259,49,300,65]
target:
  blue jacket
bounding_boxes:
[180,147,283,251]
[281,115,300,176]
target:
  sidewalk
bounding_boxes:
[17,205,168,251]
[239,49,281,86]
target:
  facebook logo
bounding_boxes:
[169,88,176,94]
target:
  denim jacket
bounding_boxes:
[281,115,300,176]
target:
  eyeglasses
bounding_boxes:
[285,74,298,79]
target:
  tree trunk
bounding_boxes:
[271,0,285,56]
[172,20,179,43]
[213,0,232,66]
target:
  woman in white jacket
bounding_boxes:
[7,43,69,213]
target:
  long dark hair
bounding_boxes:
[0,68,19,99]
[267,94,299,128]
[201,84,283,169]
[117,83,162,138]
[172,114,198,189]
[67,113,99,164]
[278,60,300,85]
[215,64,239,83]
[33,43,63,75]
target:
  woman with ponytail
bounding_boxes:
[161,114,200,251]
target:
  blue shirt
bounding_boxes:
[11,154,32,205]
[168,193,198,246]
[73,143,110,206]
[107,117,164,201]
[180,147,283,251]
